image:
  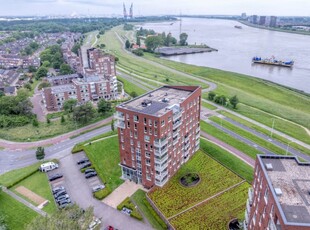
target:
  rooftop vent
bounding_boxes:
[162,98,169,103]
[265,163,273,171]
[274,188,283,196]
[141,99,152,107]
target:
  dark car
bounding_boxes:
[80,162,92,170]
[56,194,70,203]
[52,186,65,195]
[58,199,71,206]
[54,190,67,198]
[84,168,96,174]
[49,173,63,181]
[85,171,97,179]
[59,203,72,209]
[77,158,89,165]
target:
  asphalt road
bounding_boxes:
[0,125,111,174]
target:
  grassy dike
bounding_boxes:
[99,26,310,145]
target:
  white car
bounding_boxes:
[88,218,101,230]
[92,184,105,193]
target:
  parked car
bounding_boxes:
[88,217,101,230]
[104,226,116,230]
[59,203,72,209]
[49,173,63,181]
[58,199,71,206]
[52,186,65,195]
[77,158,89,165]
[84,168,96,174]
[56,194,70,203]
[92,184,105,193]
[80,162,92,170]
[85,171,97,179]
[39,162,58,172]
[54,190,67,198]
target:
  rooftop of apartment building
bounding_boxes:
[50,84,76,94]
[117,86,200,116]
[258,155,310,225]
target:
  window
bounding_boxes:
[134,115,139,122]
[168,116,171,122]
[126,114,130,120]
[264,188,269,204]
[263,206,266,218]
[146,159,151,166]
[149,119,152,126]
[134,131,138,139]
[134,123,137,130]
[131,147,134,153]
[130,130,133,137]
[154,121,157,127]
[130,139,133,145]
[120,135,124,142]
[144,117,147,124]
[149,128,152,135]
[145,152,150,158]
[146,173,151,181]
[121,144,124,150]
[120,129,123,134]
[144,135,150,142]
[127,121,130,128]
[252,213,256,225]
[137,141,140,148]
[145,143,148,150]
[161,120,165,127]
[154,129,158,136]
[144,126,147,133]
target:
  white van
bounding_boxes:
[39,162,59,172]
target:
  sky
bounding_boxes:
[0,0,309,17]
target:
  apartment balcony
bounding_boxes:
[184,142,190,150]
[155,170,168,181]
[155,161,168,172]
[155,174,169,187]
[248,188,254,205]
[155,153,168,164]
[173,130,179,138]
[269,219,280,230]
[155,147,168,158]
[154,137,168,148]
[195,145,199,152]
[115,120,125,129]
[114,112,125,121]
[196,131,200,139]
[196,125,200,134]
[173,120,182,130]
[173,137,179,146]
[184,135,190,143]
[173,111,182,121]
[245,209,249,225]
[243,220,248,230]
[246,199,251,214]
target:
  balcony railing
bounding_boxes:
[155,175,169,187]
[173,120,182,129]
[184,135,190,142]
[269,219,278,230]
[246,199,251,214]
[155,161,168,172]
[173,137,179,145]
[173,111,182,121]
[184,142,190,150]
[114,112,125,121]
[196,132,200,139]
[173,130,179,138]
[155,147,168,157]
[154,137,168,148]
[196,126,200,133]
[116,120,125,129]
[243,220,247,230]
[245,209,249,224]
[248,188,254,205]
[155,170,168,181]
[155,154,168,164]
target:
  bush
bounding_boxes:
[72,144,84,153]
[80,166,95,173]
[132,48,144,56]
[6,168,38,189]
[93,187,111,200]
[0,115,31,128]
[117,197,143,221]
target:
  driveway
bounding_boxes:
[59,152,152,230]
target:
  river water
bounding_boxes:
[142,18,310,93]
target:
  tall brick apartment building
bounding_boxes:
[245,155,310,230]
[115,86,201,188]
[42,48,119,111]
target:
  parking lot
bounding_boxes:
[47,151,151,230]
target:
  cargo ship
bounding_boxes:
[252,57,294,67]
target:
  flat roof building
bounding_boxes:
[115,86,201,188]
[245,155,310,230]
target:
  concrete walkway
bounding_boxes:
[102,180,147,209]
[2,187,47,216]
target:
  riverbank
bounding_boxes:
[157,47,218,56]
[239,20,310,36]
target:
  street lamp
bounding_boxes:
[285,141,293,155]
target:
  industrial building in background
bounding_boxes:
[115,86,201,188]
[244,155,310,230]
[123,2,133,20]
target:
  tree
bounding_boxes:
[35,67,48,80]
[111,119,115,131]
[26,205,94,230]
[61,115,65,123]
[145,36,163,52]
[60,64,73,75]
[73,103,96,124]
[63,99,78,113]
[71,43,81,56]
[179,32,188,46]
[36,147,45,160]
[132,48,144,56]
[125,40,131,49]
[96,34,100,39]
[0,91,4,97]
[230,95,239,109]
[28,66,37,73]
[32,119,39,127]
[46,117,51,124]
[136,37,141,47]
[208,91,216,101]
[130,91,138,98]
[42,61,50,68]
[24,83,32,91]
[97,99,112,114]
[99,44,106,49]
[214,95,227,106]
[38,81,51,90]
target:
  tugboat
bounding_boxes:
[234,25,242,29]
[252,56,294,67]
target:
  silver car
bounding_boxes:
[92,184,105,193]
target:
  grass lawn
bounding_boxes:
[200,138,254,182]
[83,135,123,195]
[200,120,260,159]
[201,101,217,110]
[0,162,41,188]
[117,75,147,96]
[131,189,167,230]
[0,112,112,142]
[0,192,39,230]
[209,116,287,155]
[148,150,243,218]
[235,104,310,145]
[169,182,250,230]
[11,171,57,214]
[219,110,310,156]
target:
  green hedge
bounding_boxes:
[142,198,167,229]
[80,166,95,173]
[93,187,111,200]
[117,197,143,221]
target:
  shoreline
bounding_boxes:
[156,46,218,56]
